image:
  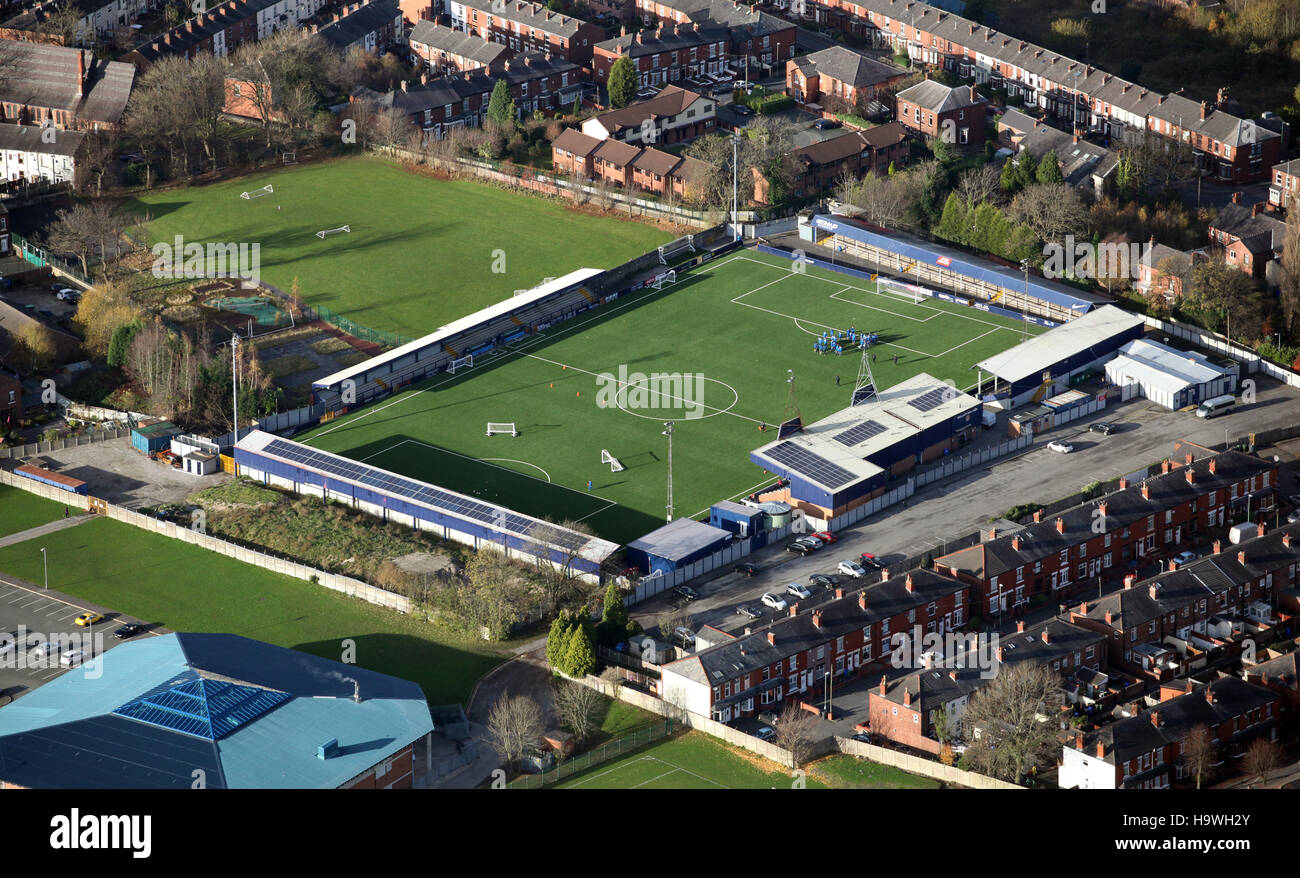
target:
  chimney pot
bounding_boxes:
[1041,629,1051,644]
[1033,510,1043,523]
[1205,687,1215,704]
[949,670,958,681]
[1119,477,1128,490]
[1213,539,1222,554]
[858,593,868,610]
[1283,533,1292,548]
[1200,100,1208,120]
[835,587,844,599]
[1168,559,1178,572]
[905,574,914,592]
[903,688,911,706]
[1150,583,1161,600]
[1105,611,1114,625]
[1124,573,1136,589]
[1142,482,1150,500]
[789,604,798,617]
[1185,453,1194,466]
[1079,601,1089,614]
[1055,517,1065,534]
[879,675,887,696]
[1016,621,1025,633]
[997,646,1006,662]
[1150,710,1161,727]
[1185,468,1196,485]
[1209,458,1218,473]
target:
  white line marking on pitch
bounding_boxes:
[481,458,552,482]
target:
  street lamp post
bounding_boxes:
[41,547,47,590]
[731,132,741,242]
[1019,258,1030,342]
[231,333,240,445]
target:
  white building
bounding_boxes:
[1104,338,1238,410]
[0,124,83,185]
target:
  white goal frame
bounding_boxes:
[876,275,925,304]
[486,422,518,437]
[601,449,625,472]
[651,269,676,290]
[240,184,274,200]
[448,354,473,373]
[316,225,351,239]
[282,151,297,165]
[658,234,695,265]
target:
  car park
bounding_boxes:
[113,623,143,639]
[761,592,788,611]
[1089,422,1117,436]
[786,582,812,600]
[74,612,104,627]
[59,649,87,667]
[1048,440,1074,453]
[737,605,762,619]
[786,541,814,555]
[673,585,699,602]
[838,560,867,578]
[801,534,827,547]
[734,562,759,577]
[27,642,57,661]
[859,553,884,569]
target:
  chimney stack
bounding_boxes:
[1056,517,1066,534]
[1041,628,1052,644]
[767,631,776,645]
[903,688,911,706]
[1205,686,1216,705]
[1149,583,1161,600]
[988,528,998,540]
[400,79,408,91]
[1150,710,1161,727]
[1075,732,1084,749]
[880,567,889,583]
[1119,477,1128,490]
[880,675,887,696]
[1096,741,1106,758]
[812,610,823,629]
[1142,482,1150,500]
[1012,535,1023,550]
[1033,510,1043,523]
[1283,533,1292,548]
[1079,601,1089,614]
[1124,573,1137,589]
[1016,621,1025,633]
[1099,501,1109,518]
[77,51,85,99]
[949,670,958,681]
[858,592,868,610]
[1200,100,1208,120]
[1168,559,1178,572]
[1238,550,1247,564]
[1209,458,1218,473]
[1213,539,1222,554]
[1161,460,1171,475]
[997,646,1006,662]
[905,573,914,592]
[1105,611,1114,625]
[1252,203,1264,218]
[835,587,844,599]
[1232,191,1242,204]
[1185,468,1196,485]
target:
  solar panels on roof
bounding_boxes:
[261,439,586,551]
[763,441,856,489]
[112,671,291,741]
[832,419,887,446]
[907,388,950,412]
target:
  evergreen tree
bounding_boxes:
[563,624,597,678]
[1035,150,1063,184]
[601,581,629,630]
[936,192,969,244]
[486,79,517,128]
[999,157,1019,192]
[107,321,142,368]
[1015,151,1038,189]
[546,614,574,669]
[608,56,638,108]
[887,160,896,176]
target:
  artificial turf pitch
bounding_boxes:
[295,249,1045,544]
[128,156,674,337]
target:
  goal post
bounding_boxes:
[316,225,351,239]
[448,354,473,373]
[876,275,925,304]
[601,449,625,472]
[240,184,273,200]
[486,422,518,437]
[651,269,676,290]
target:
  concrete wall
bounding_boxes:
[833,736,1024,789]
[0,425,131,459]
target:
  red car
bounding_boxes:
[859,552,884,569]
[813,531,837,544]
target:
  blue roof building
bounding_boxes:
[0,633,433,789]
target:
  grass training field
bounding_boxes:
[128,156,675,336]
[0,517,511,705]
[296,249,1045,544]
[553,731,829,789]
[0,484,73,538]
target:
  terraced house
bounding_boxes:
[1059,676,1278,789]
[128,0,329,65]
[592,22,731,86]
[1068,521,1300,677]
[0,39,134,129]
[656,567,970,723]
[632,0,796,76]
[790,0,1280,181]
[409,20,512,74]
[447,0,605,64]
[935,449,1279,618]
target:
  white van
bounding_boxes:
[1228,522,1258,544]
[1196,394,1235,419]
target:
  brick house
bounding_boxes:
[128,0,329,67]
[0,39,135,130]
[1068,522,1300,678]
[1242,651,1300,737]
[998,110,1117,198]
[656,568,972,723]
[788,0,1281,181]
[633,0,796,77]
[0,369,21,424]
[1136,241,1198,299]
[552,127,601,177]
[552,125,711,198]
[312,0,404,55]
[409,19,511,74]
[0,202,9,256]
[785,44,909,110]
[591,137,641,186]
[1059,676,1278,788]
[1208,196,1286,279]
[936,450,1279,619]
[580,85,714,145]
[592,22,730,87]
[1,0,162,45]
[0,123,85,185]
[447,0,605,65]
[1268,157,1300,210]
[895,79,986,144]
[867,617,1108,754]
[753,121,907,203]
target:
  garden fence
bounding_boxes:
[504,720,676,788]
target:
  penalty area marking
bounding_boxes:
[481,457,552,482]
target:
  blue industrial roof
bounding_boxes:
[810,214,1108,313]
[0,633,432,789]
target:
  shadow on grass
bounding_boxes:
[294,633,503,707]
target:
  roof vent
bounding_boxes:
[317,738,340,759]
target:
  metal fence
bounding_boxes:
[505,721,676,789]
[913,432,1035,489]
[630,523,797,603]
[0,425,131,459]
[430,740,479,781]
[306,304,416,349]
[824,480,913,532]
[10,232,90,286]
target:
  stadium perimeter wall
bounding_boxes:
[0,468,411,613]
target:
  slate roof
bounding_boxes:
[1077,676,1276,766]
[317,0,400,51]
[552,126,601,157]
[896,79,982,113]
[643,0,791,35]
[0,123,85,157]
[1210,202,1286,255]
[1016,123,1117,188]
[0,633,432,789]
[366,53,578,116]
[0,39,134,126]
[1273,157,1300,178]
[457,0,591,37]
[409,20,511,66]
[790,45,908,89]
[597,22,729,58]
[939,450,1278,581]
[1245,652,1300,691]
[1140,242,1194,276]
[131,0,283,64]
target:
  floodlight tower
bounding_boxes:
[663,421,675,522]
[851,339,879,407]
[782,370,802,430]
[231,333,240,444]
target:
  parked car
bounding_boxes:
[786,582,812,600]
[734,562,759,577]
[1287,494,1300,507]
[812,531,837,544]
[761,592,788,611]
[1047,440,1074,453]
[59,649,87,667]
[56,289,80,301]
[814,118,842,130]
[809,573,838,587]
[673,585,699,602]
[673,627,696,648]
[737,605,763,619]
[756,726,777,741]
[801,534,827,547]
[792,537,821,551]
[1289,510,1300,524]
[732,104,754,116]
[858,553,884,569]
[27,641,57,661]
[1088,422,1117,436]
[838,560,867,578]
[786,541,814,556]
[74,612,104,627]
[851,731,873,744]
[113,623,143,639]
[1172,550,1197,565]
[758,710,780,727]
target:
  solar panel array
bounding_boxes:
[832,419,887,447]
[907,388,952,413]
[113,672,291,741]
[763,441,857,489]
[260,439,587,551]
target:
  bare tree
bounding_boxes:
[1180,724,1216,790]
[1241,737,1283,786]
[1280,191,1300,339]
[956,163,1002,208]
[655,608,694,649]
[459,547,539,640]
[960,662,1064,784]
[551,680,605,745]
[78,129,120,197]
[1009,182,1089,243]
[486,694,545,771]
[774,701,820,766]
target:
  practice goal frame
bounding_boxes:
[601,449,625,472]
[240,184,274,200]
[486,422,519,437]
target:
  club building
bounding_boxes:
[802,213,1109,327]
[750,372,982,522]
[234,430,619,577]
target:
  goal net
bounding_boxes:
[658,234,695,265]
[448,354,473,373]
[601,449,625,472]
[316,225,351,239]
[282,151,297,165]
[486,422,518,437]
[651,269,676,290]
[240,184,273,200]
[876,275,928,304]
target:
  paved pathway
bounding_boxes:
[0,513,95,549]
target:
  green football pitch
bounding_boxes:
[127,156,674,336]
[295,249,1045,544]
